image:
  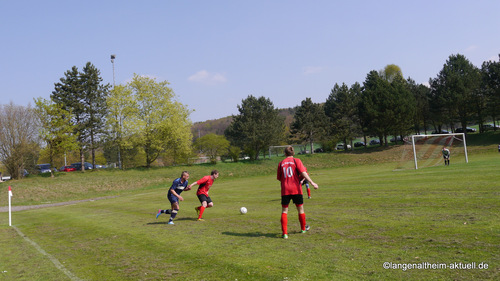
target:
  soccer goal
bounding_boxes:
[410,133,468,169]
[269,144,306,158]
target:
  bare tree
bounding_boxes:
[0,102,40,179]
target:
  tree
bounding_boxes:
[324,83,358,150]
[0,102,40,179]
[106,84,137,168]
[51,62,110,171]
[128,74,192,167]
[34,98,79,177]
[360,71,393,145]
[407,78,431,134]
[291,98,328,153]
[430,54,480,133]
[80,62,110,169]
[225,95,285,160]
[379,64,403,83]
[481,55,500,131]
[390,76,417,140]
[194,133,230,164]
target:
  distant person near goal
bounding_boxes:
[442,146,450,166]
[277,146,318,239]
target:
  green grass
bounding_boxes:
[0,142,499,280]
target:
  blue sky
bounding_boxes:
[2,1,499,122]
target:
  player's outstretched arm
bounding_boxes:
[301,172,318,189]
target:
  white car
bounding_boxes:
[336,144,351,150]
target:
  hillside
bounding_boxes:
[191,107,296,139]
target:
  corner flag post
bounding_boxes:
[8,186,12,226]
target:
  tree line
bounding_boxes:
[225,54,500,159]
[1,54,499,178]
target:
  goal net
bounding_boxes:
[395,133,468,170]
[269,144,306,158]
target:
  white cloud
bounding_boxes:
[486,55,499,62]
[465,45,478,52]
[303,66,324,75]
[188,70,227,85]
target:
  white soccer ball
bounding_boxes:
[240,207,247,214]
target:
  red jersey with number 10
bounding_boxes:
[277,157,306,196]
[196,175,214,196]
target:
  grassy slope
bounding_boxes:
[0,135,499,280]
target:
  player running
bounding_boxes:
[156,171,190,225]
[188,170,219,221]
[277,146,318,239]
[300,170,312,199]
[442,146,450,166]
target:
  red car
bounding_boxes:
[59,165,76,172]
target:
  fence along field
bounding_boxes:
[0,140,498,280]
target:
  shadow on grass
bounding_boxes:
[146,217,198,225]
[222,231,279,238]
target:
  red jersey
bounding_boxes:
[277,157,306,196]
[196,175,214,196]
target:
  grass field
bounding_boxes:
[0,140,499,280]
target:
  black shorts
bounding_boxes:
[281,194,304,206]
[198,194,212,204]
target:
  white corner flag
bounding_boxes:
[8,186,12,226]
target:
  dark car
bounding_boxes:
[71,162,93,170]
[354,141,365,147]
[455,127,476,133]
[60,165,76,172]
[369,139,380,145]
[36,164,52,173]
[432,130,450,134]
[483,124,500,131]
[314,148,324,153]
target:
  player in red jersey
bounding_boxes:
[277,146,318,239]
[188,170,219,221]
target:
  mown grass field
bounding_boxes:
[0,136,499,280]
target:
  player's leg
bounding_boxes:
[196,195,208,220]
[293,195,309,232]
[156,197,174,218]
[306,184,311,199]
[281,195,292,239]
[168,202,180,224]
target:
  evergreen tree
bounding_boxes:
[291,98,328,153]
[225,95,285,160]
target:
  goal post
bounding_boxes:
[269,144,306,158]
[411,133,468,169]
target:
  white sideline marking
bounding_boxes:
[12,225,83,281]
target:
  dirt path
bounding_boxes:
[0,196,118,213]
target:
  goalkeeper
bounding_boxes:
[442,146,450,166]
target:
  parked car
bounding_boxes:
[299,150,310,155]
[36,164,52,173]
[483,124,500,131]
[314,148,324,153]
[71,162,93,170]
[336,144,351,150]
[369,139,381,145]
[432,130,450,134]
[455,127,476,133]
[390,136,402,142]
[354,141,365,147]
[60,165,76,172]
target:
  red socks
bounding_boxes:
[299,213,306,231]
[307,188,311,197]
[281,213,288,235]
[198,206,205,219]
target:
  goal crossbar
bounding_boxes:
[411,133,468,169]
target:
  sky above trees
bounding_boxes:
[2,1,500,122]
